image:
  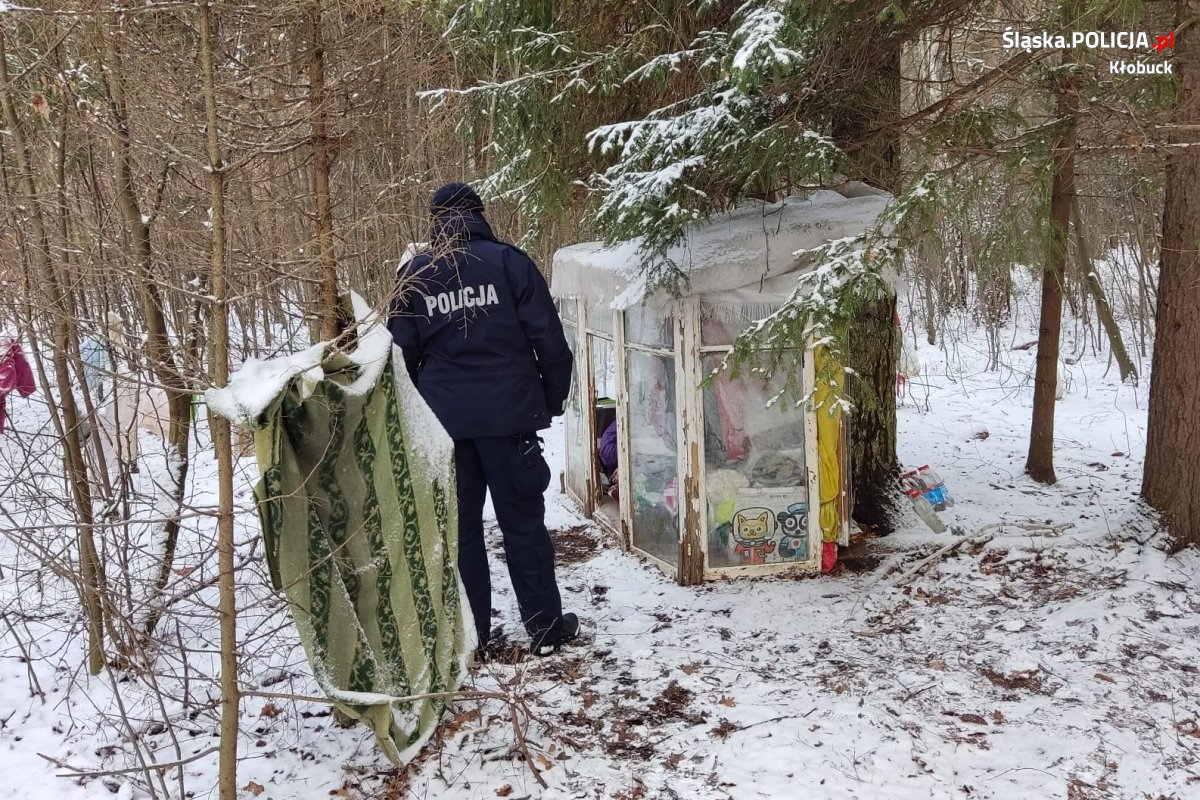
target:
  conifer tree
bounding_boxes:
[434,0,1177,524]
[430,0,977,527]
[1143,0,1200,548]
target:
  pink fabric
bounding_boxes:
[700,316,751,462]
[0,339,37,435]
[712,370,751,461]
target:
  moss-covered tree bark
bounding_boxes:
[843,295,901,530]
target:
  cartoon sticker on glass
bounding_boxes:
[732,507,776,565]
[777,502,808,560]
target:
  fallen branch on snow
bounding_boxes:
[890,534,996,587]
[39,746,219,779]
[889,522,1069,587]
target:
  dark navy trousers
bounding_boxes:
[455,433,564,646]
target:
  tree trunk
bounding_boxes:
[1025,57,1078,484]
[917,238,938,345]
[845,295,901,530]
[100,19,195,626]
[51,58,117,504]
[833,4,902,530]
[199,4,240,796]
[309,2,340,341]
[0,29,108,675]
[1071,199,1137,384]
[1143,2,1200,548]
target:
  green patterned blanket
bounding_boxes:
[208,295,473,764]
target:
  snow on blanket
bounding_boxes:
[207,293,473,766]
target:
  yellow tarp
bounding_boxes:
[813,347,844,546]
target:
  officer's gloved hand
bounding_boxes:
[544,391,565,417]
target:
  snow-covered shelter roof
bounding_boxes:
[551,182,890,311]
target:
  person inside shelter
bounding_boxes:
[598,417,618,500]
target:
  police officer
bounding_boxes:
[388,183,579,657]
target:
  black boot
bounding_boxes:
[532,613,581,657]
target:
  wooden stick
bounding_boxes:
[890,533,995,586]
[40,746,219,779]
[889,521,1067,587]
[241,687,507,705]
[508,698,548,789]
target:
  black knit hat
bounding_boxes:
[430,182,484,214]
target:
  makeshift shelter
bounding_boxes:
[550,183,891,583]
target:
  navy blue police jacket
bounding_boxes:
[387,210,573,441]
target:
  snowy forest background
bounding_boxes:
[1,1,1199,799]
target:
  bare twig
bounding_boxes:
[890,533,996,586]
[39,746,220,779]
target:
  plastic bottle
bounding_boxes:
[919,465,950,510]
[928,468,955,507]
[911,493,948,533]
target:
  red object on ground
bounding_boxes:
[821,541,838,573]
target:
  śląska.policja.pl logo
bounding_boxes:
[1002,29,1176,75]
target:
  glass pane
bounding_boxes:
[624,306,674,348]
[589,336,618,401]
[559,297,577,324]
[586,304,614,336]
[702,353,809,568]
[700,303,778,345]
[562,323,590,503]
[627,351,679,566]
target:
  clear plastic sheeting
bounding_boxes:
[549,184,891,311]
[700,302,780,345]
[627,351,679,566]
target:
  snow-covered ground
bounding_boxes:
[2,280,1198,800]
